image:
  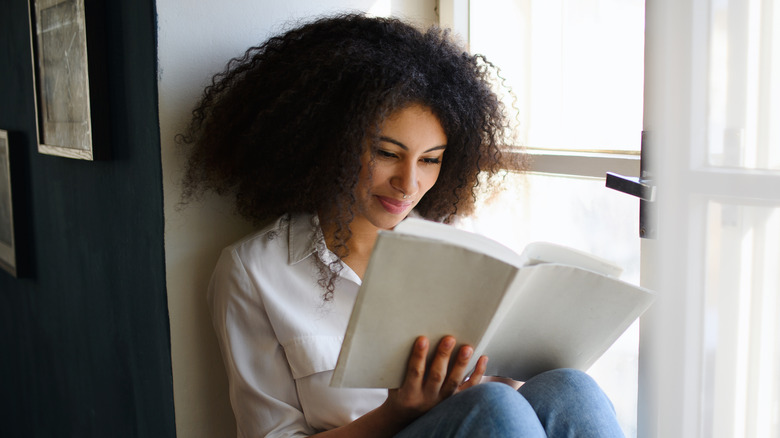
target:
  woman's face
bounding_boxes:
[352,104,447,232]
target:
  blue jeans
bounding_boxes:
[394,369,625,437]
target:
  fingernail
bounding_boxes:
[443,337,455,349]
[460,347,473,359]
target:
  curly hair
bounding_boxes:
[178,13,521,298]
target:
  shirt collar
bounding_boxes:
[288,213,322,265]
[287,213,361,285]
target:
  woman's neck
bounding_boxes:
[322,216,381,280]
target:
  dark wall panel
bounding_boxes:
[0,1,176,437]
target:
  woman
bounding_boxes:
[179,13,624,437]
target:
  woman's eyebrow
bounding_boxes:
[379,136,447,153]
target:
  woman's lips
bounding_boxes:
[376,196,413,214]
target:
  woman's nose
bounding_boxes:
[391,162,418,197]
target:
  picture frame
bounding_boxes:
[0,130,17,277]
[28,0,108,160]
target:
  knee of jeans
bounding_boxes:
[522,368,615,413]
[532,368,597,390]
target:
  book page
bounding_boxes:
[519,241,623,277]
[395,219,622,275]
[330,233,519,388]
[332,219,655,388]
[482,264,654,381]
[394,218,524,267]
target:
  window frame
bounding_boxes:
[437,0,643,180]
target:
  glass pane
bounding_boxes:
[702,201,780,437]
[707,0,780,170]
[458,171,642,437]
[469,0,645,152]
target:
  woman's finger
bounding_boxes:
[439,345,474,396]
[423,336,456,393]
[459,355,489,392]
[401,336,429,388]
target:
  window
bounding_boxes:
[439,0,647,435]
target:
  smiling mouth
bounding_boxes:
[376,196,413,214]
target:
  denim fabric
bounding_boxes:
[394,369,624,438]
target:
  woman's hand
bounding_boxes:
[312,336,487,438]
[382,335,488,423]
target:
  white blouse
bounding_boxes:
[208,214,388,437]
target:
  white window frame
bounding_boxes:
[437,0,642,180]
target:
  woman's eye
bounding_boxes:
[422,157,442,165]
[377,150,397,159]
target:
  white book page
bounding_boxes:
[333,218,653,387]
[331,233,519,388]
[393,218,524,268]
[482,264,654,381]
[519,241,623,277]
[395,218,623,275]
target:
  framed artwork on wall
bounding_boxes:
[0,130,17,277]
[28,0,108,160]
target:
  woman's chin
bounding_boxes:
[370,211,409,231]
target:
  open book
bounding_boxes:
[330,218,655,388]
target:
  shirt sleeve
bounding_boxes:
[209,246,315,438]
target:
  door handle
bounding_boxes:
[606,172,655,201]
[606,132,656,239]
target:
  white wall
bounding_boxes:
[156,1,437,436]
